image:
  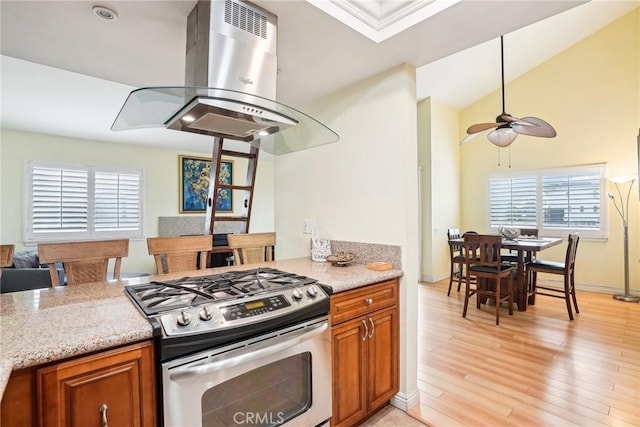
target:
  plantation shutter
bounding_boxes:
[542,172,601,230]
[31,165,89,235]
[489,176,537,227]
[94,171,142,232]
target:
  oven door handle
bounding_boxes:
[169,321,329,381]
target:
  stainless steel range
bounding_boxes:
[125,267,332,427]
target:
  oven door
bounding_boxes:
[162,317,331,427]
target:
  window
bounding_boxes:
[25,161,144,242]
[488,164,606,238]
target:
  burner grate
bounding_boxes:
[125,267,318,316]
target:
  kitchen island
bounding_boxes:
[0,257,403,400]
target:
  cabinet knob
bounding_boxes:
[365,298,373,305]
[99,403,109,427]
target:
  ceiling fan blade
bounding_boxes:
[488,128,518,147]
[460,129,489,145]
[467,122,506,134]
[512,116,557,137]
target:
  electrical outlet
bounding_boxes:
[303,219,316,235]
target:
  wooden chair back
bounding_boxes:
[463,234,504,269]
[0,244,15,277]
[147,235,213,274]
[519,228,539,238]
[227,232,276,265]
[446,228,462,254]
[564,232,580,275]
[38,239,129,286]
[446,229,464,296]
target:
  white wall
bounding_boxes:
[0,129,275,273]
[273,64,421,407]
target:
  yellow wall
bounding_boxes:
[0,129,275,273]
[418,97,461,282]
[458,9,639,291]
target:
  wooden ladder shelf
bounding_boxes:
[205,137,259,236]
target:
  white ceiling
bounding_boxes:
[1,0,637,155]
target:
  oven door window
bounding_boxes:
[202,352,312,426]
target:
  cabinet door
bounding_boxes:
[331,317,367,427]
[1,367,37,427]
[37,341,156,427]
[366,306,399,412]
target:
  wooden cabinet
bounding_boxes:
[1,341,156,427]
[330,279,399,427]
[37,341,156,427]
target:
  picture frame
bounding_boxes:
[179,155,233,213]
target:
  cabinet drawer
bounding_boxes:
[331,279,398,324]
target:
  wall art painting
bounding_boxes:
[179,155,233,213]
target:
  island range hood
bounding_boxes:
[111,0,338,155]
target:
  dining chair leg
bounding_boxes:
[447,263,454,296]
[456,264,463,292]
[563,274,574,321]
[570,271,580,314]
[495,278,501,325]
[508,274,514,316]
[462,280,471,319]
[529,271,537,305]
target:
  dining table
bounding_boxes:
[449,236,564,311]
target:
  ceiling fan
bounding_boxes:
[461,35,557,147]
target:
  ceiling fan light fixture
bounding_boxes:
[488,127,517,147]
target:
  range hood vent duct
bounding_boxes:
[111,0,338,155]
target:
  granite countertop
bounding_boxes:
[0,257,402,399]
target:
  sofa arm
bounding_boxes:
[0,268,66,293]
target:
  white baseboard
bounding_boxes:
[390,389,420,412]
[546,279,639,296]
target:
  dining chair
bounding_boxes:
[526,233,580,320]
[0,244,15,278]
[38,239,129,286]
[462,234,515,325]
[227,232,276,265]
[147,235,213,274]
[446,229,478,296]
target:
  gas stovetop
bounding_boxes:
[125,268,331,361]
[125,267,321,317]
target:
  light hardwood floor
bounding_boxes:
[408,279,640,427]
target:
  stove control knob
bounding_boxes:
[199,306,213,321]
[306,286,318,298]
[292,288,303,300]
[177,311,192,327]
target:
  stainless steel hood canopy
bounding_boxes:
[111,0,338,155]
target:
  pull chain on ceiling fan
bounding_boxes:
[461,35,557,147]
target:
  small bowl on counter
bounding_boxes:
[325,252,356,267]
